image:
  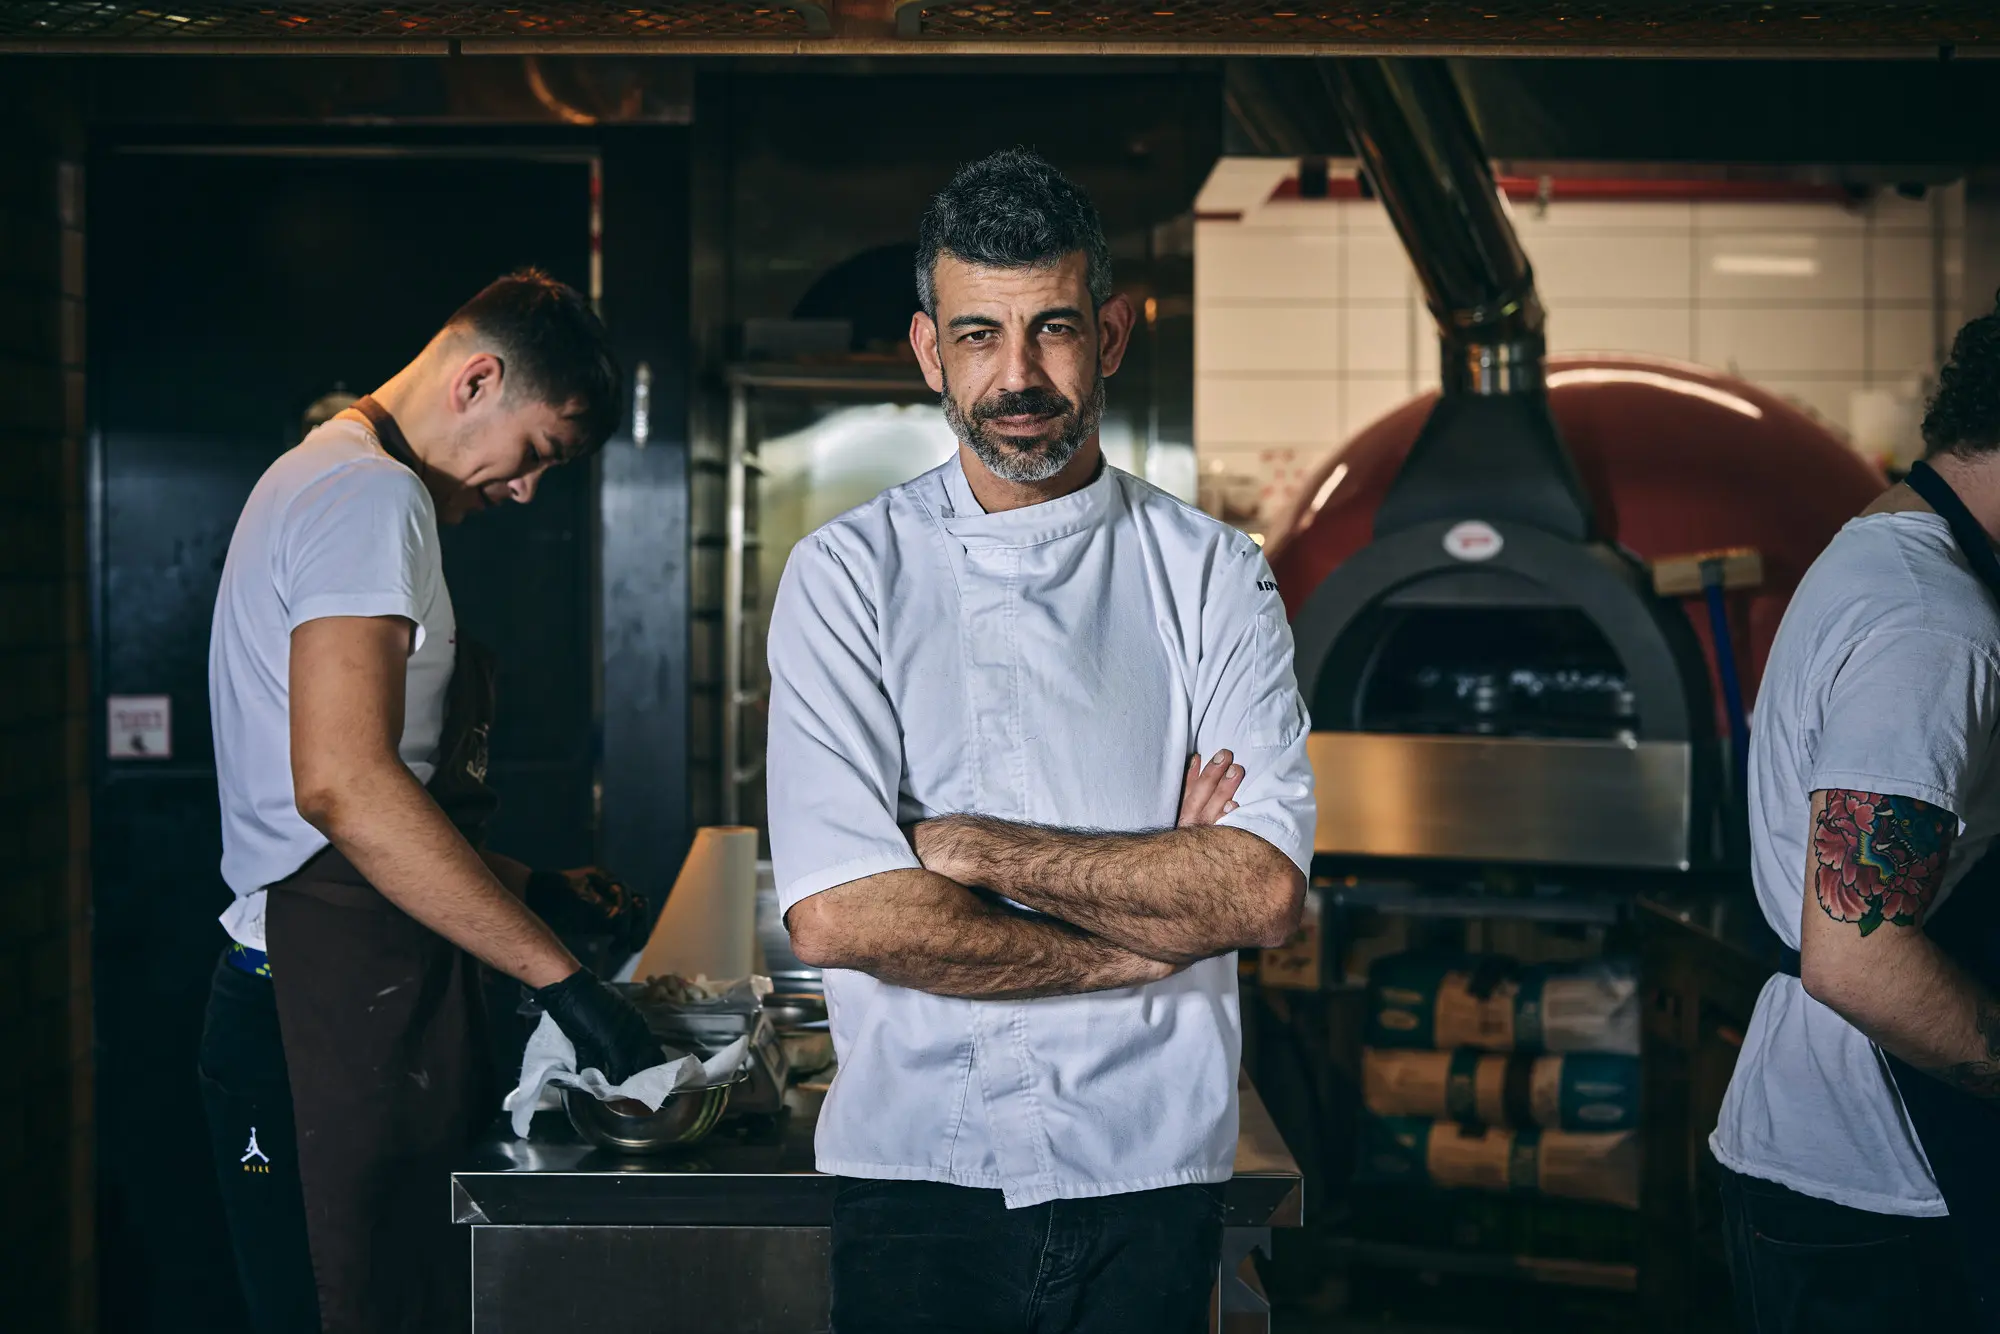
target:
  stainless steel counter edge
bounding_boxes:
[454,1070,1303,1230]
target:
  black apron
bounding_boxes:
[266,396,502,1334]
[1779,458,2000,1327]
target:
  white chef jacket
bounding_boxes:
[767,455,1316,1208]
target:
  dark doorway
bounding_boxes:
[89,146,597,1332]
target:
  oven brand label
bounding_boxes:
[1443,521,1504,562]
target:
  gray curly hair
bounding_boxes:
[914,148,1113,318]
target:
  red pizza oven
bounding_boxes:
[1268,62,1888,875]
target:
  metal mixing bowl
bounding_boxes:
[562,1065,749,1154]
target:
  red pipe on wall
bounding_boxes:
[1256,173,1859,207]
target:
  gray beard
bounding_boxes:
[941,373,1106,484]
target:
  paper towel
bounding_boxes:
[629,826,759,985]
[502,1013,751,1138]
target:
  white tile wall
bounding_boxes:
[1344,304,1413,375]
[1871,234,1940,302]
[1412,326,1441,388]
[1196,376,1342,448]
[1865,188,1949,233]
[1347,234,1418,300]
[1196,224,1343,301]
[1547,305,1693,361]
[1944,230,1967,297]
[1340,202,1403,237]
[1870,307,1943,378]
[1692,200,1866,232]
[1195,160,1964,523]
[1696,232,1865,302]
[1193,158,1299,218]
[1695,305,1867,375]
[1531,232,1694,302]
[1196,306,1344,373]
[1249,199,1351,232]
[1514,199,1694,232]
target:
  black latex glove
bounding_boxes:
[526,868,651,957]
[532,967,664,1085]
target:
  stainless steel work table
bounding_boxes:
[453,1069,1303,1333]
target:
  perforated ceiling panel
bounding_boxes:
[899,1,1992,47]
[0,0,1987,48]
[0,2,825,41]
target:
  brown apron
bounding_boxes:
[267,397,504,1334]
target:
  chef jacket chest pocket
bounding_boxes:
[1243,609,1308,750]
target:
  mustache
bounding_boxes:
[970,386,1075,421]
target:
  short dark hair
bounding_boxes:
[914,148,1113,319]
[1923,295,2000,458]
[446,268,622,457]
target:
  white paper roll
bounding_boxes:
[631,826,759,984]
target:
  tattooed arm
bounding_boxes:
[1797,788,2000,1097]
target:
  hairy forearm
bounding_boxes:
[786,869,1174,1000]
[1806,933,2000,1098]
[481,850,533,900]
[916,816,1303,965]
[301,763,576,989]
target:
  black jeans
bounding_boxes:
[1718,1163,1973,1333]
[829,1178,1225,1334]
[197,954,321,1334]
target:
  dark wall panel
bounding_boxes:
[597,127,695,904]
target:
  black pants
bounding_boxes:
[829,1178,1224,1334]
[1718,1163,1973,1333]
[197,954,321,1334]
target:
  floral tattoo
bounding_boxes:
[1813,790,1954,936]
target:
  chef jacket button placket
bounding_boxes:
[960,546,1047,1187]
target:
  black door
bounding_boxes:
[89,148,597,1332]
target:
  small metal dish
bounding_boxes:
[562,1064,750,1154]
[763,992,828,1030]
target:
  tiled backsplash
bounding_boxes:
[1194,158,1965,528]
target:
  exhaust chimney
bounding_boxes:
[1324,58,1593,541]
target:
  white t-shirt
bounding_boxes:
[767,456,1316,1208]
[1710,511,2000,1216]
[208,416,457,949]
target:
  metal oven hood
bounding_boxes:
[1308,734,1694,871]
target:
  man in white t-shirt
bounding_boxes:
[1711,303,2000,1329]
[200,271,661,1334]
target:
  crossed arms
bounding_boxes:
[1798,788,2000,1097]
[785,751,1306,1000]
[772,528,1308,1003]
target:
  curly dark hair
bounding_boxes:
[914,148,1112,318]
[1923,295,2000,457]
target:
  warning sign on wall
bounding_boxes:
[108,695,172,760]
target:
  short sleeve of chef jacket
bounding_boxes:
[766,535,924,915]
[1196,538,1317,877]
